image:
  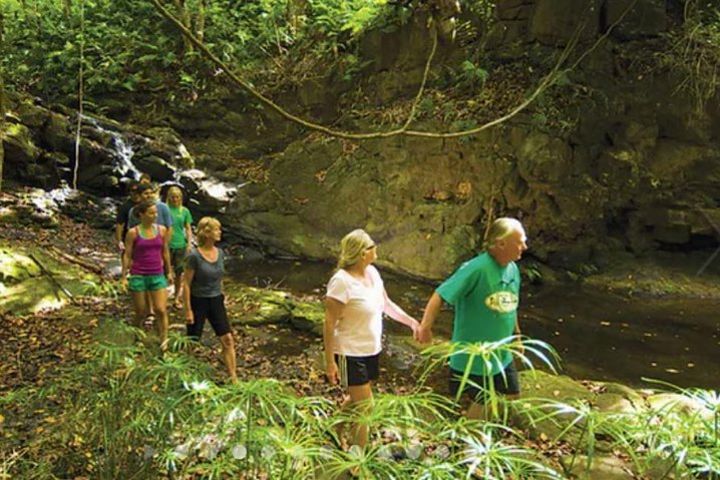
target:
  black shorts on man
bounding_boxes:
[187,294,231,339]
[334,353,380,388]
[448,361,520,404]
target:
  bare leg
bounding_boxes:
[146,291,155,317]
[219,333,237,382]
[347,383,373,449]
[150,288,169,349]
[174,272,184,308]
[131,291,148,328]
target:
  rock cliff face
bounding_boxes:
[210,0,720,278]
[3,0,719,280]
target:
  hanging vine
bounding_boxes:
[148,0,639,141]
[72,0,85,190]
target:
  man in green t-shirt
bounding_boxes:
[416,217,528,419]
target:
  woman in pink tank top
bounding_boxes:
[121,200,174,349]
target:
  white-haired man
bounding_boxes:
[415,217,528,419]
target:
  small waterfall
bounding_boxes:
[81,114,141,179]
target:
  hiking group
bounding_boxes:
[115,174,529,450]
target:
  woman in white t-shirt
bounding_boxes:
[324,229,419,450]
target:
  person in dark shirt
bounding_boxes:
[115,181,141,256]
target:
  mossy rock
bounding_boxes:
[594,392,638,415]
[601,382,646,409]
[519,370,596,402]
[512,371,597,442]
[289,300,324,336]
[0,246,41,284]
[0,243,97,315]
[227,286,293,326]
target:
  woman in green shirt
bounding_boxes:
[166,186,193,309]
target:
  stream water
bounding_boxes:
[227,257,720,390]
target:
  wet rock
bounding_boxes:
[144,127,194,169]
[133,154,175,182]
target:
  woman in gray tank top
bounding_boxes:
[183,217,237,382]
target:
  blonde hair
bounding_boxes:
[483,218,524,249]
[196,217,221,245]
[337,229,374,269]
[165,186,183,204]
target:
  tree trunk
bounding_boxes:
[0,9,6,193]
[173,0,194,53]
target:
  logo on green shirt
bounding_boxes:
[484,291,519,313]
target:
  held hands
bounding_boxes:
[414,324,433,344]
[117,241,125,252]
[167,272,175,286]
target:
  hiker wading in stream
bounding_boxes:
[183,217,238,382]
[324,229,419,450]
[416,217,528,420]
[121,200,173,350]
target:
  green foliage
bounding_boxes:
[656,2,720,113]
[7,321,719,479]
[458,60,488,89]
[80,279,121,298]
[0,0,394,105]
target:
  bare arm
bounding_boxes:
[115,223,125,249]
[324,297,344,384]
[416,291,443,344]
[161,226,174,285]
[383,289,419,332]
[121,229,136,278]
[184,222,193,251]
[183,267,195,324]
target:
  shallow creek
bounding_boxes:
[227,258,720,390]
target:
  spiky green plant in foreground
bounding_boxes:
[3,321,719,479]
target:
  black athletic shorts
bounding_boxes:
[334,353,380,388]
[449,361,520,404]
[187,294,231,339]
